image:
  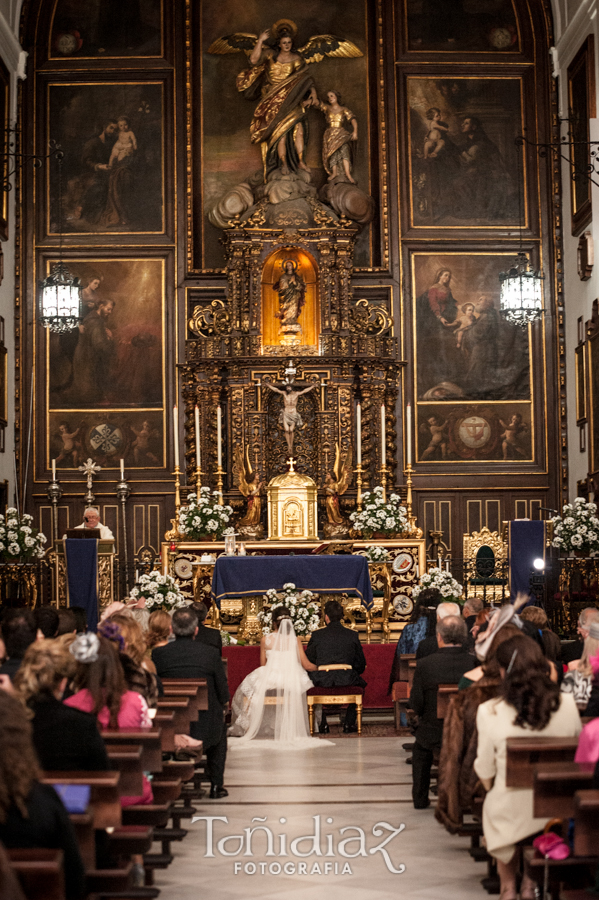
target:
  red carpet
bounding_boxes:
[223,643,395,708]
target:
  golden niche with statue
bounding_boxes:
[267,461,318,540]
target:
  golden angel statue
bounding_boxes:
[323,443,353,538]
[208,19,362,178]
[314,90,358,183]
[233,445,264,540]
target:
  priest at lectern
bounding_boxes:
[73,507,114,540]
[61,507,114,632]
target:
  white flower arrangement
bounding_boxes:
[258,582,321,637]
[129,569,188,612]
[551,498,599,556]
[220,630,238,646]
[349,488,409,537]
[177,487,233,539]
[363,545,391,562]
[0,510,47,561]
[412,567,464,605]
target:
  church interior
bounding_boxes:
[0,0,599,898]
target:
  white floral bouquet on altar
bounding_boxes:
[129,569,189,612]
[258,583,321,637]
[363,545,391,562]
[550,497,599,556]
[0,510,47,562]
[412,567,464,605]
[177,487,233,540]
[349,487,409,538]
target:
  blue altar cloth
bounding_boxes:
[211,555,374,609]
[65,538,99,632]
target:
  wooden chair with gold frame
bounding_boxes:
[462,526,508,604]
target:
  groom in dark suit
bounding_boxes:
[305,599,366,734]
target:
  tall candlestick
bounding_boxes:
[257,379,261,412]
[217,406,223,468]
[356,402,362,465]
[321,379,327,408]
[173,406,179,468]
[406,403,412,466]
[120,458,124,479]
[381,404,386,468]
[194,405,201,469]
[52,458,56,480]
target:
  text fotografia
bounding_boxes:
[191,815,407,875]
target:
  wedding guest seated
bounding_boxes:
[474,635,581,900]
[14,636,110,772]
[64,633,154,806]
[152,608,230,798]
[56,608,78,636]
[388,588,441,690]
[145,609,172,655]
[305,599,366,734]
[435,623,524,832]
[561,619,599,711]
[0,610,37,680]
[416,601,462,660]
[409,615,473,809]
[0,691,85,900]
[33,605,59,640]
[462,597,484,635]
[102,615,160,703]
[190,602,222,655]
[561,607,599,664]
[520,605,561,662]
[69,607,88,634]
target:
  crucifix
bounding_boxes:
[78,457,101,506]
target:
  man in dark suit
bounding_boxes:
[305,599,366,734]
[416,601,462,660]
[190,602,223,655]
[152,607,230,798]
[0,610,37,681]
[409,615,473,808]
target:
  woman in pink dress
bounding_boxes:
[64,633,153,807]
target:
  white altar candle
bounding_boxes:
[217,406,223,468]
[406,403,412,466]
[381,404,386,467]
[120,458,124,479]
[52,458,56,480]
[173,406,179,468]
[194,405,201,469]
[356,402,362,466]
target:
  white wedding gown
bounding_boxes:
[228,619,333,749]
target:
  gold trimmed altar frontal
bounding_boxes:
[162,538,426,642]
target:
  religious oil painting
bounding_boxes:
[47,83,164,235]
[412,253,531,404]
[50,0,162,59]
[47,258,164,411]
[588,324,599,476]
[200,0,372,269]
[408,76,524,228]
[48,410,164,470]
[417,403,532,462]
[405,0,519,53]
[568,36,596,235]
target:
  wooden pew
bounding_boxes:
[398,654,416,683]
[104,743,144,796]
[408,659,417,691]
[41,771,121,829]
[69,812,95,869]
[437,684,459,719]
[152,712,176,753]
[573,789,599,857]
[532,761,595,818]
[162,678,208,711]
[7,849,65,900]
[162,685,203,718]
[101,729,163,773]
[156,697,193,733]
[506,737,579,788]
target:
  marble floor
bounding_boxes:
[155,736,487,899]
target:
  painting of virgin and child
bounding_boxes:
[413,254,531,403]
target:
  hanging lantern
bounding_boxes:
[39,262,82,334]
[499,252,544,327]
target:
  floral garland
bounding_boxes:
[551,498,599,556]
[363,545,391,562]
[178,487,234,539]
[258,583,321,637]
[349,487,409,538]
[412,566,464,605]
[129,569,189,612]
[0,510,47,562]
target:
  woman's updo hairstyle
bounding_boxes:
[271,606,292,629]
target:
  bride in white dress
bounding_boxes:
[229,606,333,748]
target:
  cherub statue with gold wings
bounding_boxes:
[323,443,353,538]
[208,19,362,178]
[233,444,264,540]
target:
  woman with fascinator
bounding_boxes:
[474,634,581,900]
[229,606,333,749]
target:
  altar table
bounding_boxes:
[223,643,395,709]
[211,554,374,609]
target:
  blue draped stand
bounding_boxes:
[508,520,546,601]
[211,554,374,609]
[64,538,99,632]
